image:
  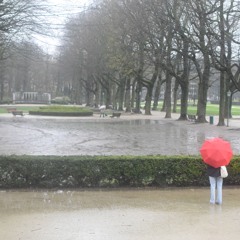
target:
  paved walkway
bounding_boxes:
[1,109,240,156]
[1,108,240,239]
[1,106,240,126]
[1,188,240,240]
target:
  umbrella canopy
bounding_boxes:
[200,138,233,168]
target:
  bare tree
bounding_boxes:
[208,0,240,125]
[0,0,53,100]
[54,0,240,127]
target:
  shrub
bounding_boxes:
[0,98,12,104]
[1,155,240,189]
[29,105,93,116]
[51,96,71,105]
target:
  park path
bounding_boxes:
[1,108,240,239]
[1,188,240,240]
[0,109,240,156]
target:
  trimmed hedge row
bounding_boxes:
[29,106,93,116]
[29,111,93,116]
[0,155,240,189]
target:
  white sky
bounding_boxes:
[35,0,92,54]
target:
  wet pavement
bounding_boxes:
[1,110,240,239]
[1,188,240,240]
[0,111,240,155]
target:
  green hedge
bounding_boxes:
[0,155,240,189]
[29,105,93,116]
[29,111,93,116]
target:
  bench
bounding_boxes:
[6,107,17,113]
[12,110,24,116]
[100,111,107,117]
[188,114,197,122]
[131,108,142,114]
[110,112,121,118]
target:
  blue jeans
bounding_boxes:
[209,176,223,204]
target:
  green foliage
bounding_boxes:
[1,155,240,189]
[154,102,240,116]
[51,96,72,105]
[0,98,12,105]
[29,105,93,116]
[0,106,46,113]
[37,105,90,112]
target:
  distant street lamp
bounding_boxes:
[227,91,231,127]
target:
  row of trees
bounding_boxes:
[0,0,60,101]
[58,0,240,125]
[1,0,240,126]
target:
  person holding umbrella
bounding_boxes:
[200,138,233,205]
[206,165,223,204]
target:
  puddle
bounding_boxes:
[1,188,240,240]
[1,118,239,155]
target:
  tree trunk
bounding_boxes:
[218,71,226,126]
[105,86,112,109]
[112,84,117,110]
[161,86,166,112]
[118,77,126,111]
[135,40,144,114]
[0,80,3,101]
[75,77,82,105]
[229,94,232,119]
[145,58,159,115]
[172,79,179,113]
[125,78,131,112]
[217,0,226,126]
[165,72,172,118]
[94,82,100,108]
[152,77,161,110]
[0,68,4,101]
[178,81,189,120]
[196,53,210,123]
[196,79,208,123]
[135,82,142,114]
[131,81,136,109]
[145,89,152,115]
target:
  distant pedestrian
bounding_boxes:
[207,164,223,205]
[99,105,106,117]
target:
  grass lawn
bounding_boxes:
[155,102,240,116]
[0,105,91,114]
[1,102,240,116]
[0,105,39,114]
[180,104,240,116]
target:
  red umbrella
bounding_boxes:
[200,138,233,168]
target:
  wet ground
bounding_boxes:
[1,110,240,239]
[1,111,240,155]
[1,188,240,240]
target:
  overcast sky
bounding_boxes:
[35,0,92,53]
[47,0,91,16]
